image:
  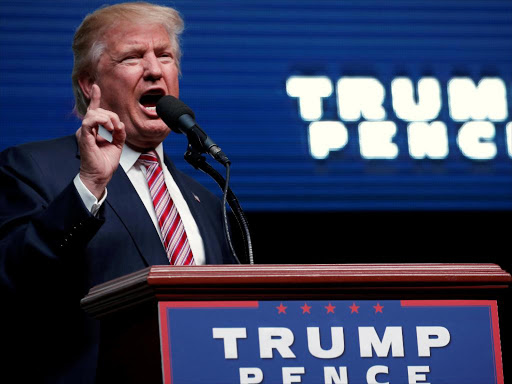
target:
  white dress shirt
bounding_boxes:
[73,143,206,265]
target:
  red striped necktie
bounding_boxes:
[138,151,195,265]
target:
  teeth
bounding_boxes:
[145,106,156,111]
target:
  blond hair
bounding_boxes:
[71,2,184,116]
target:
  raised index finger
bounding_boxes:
[88,84,101,110]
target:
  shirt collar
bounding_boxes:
[120,143,165,172]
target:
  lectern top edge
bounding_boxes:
[81,263,511,318]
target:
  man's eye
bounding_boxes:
[122,56,140,63]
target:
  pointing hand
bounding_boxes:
[77,84,126,199]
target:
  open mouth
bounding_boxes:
[139,90,165,112]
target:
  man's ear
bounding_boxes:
[78,75,95,101]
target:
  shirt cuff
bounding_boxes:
[73,174,107,216]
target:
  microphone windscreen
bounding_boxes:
[156,95,195,132]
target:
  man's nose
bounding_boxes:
[143,54,163,80]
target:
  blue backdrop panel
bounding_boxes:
[1,0,511,211]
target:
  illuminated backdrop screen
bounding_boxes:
[1,0,511,211]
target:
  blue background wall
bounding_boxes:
[0,0,511,266]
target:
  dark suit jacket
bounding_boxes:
[0,135,238,383]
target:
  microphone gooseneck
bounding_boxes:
[156,95,230,166]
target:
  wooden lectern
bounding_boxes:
[81,263,511,383]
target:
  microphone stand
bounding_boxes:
[184,145,254,265]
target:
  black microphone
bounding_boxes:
[156,95,230,165]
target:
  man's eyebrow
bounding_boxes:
[119,41,172,50]
[112,43,171,59]
[153,40,173,51]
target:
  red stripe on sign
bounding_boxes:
[401,299,495,307]
[158,302,173,384]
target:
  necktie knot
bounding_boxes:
[139,150,159,168]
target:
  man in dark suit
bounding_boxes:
[0,2,238,382]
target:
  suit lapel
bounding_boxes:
[105,167,168,267]
[165,157,204,213]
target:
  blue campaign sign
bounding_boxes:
[158,300,503,384]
